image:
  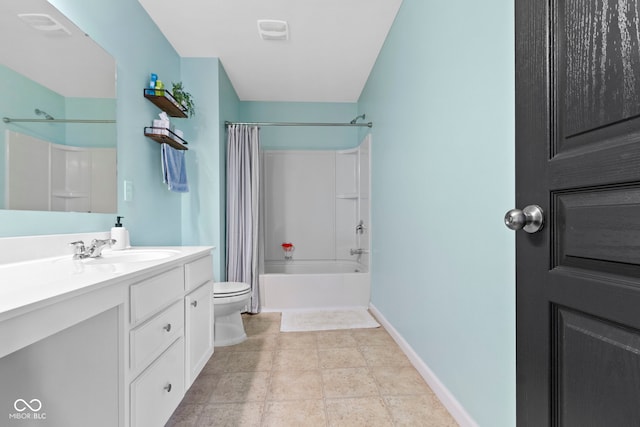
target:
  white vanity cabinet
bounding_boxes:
[128,254,214,427]
[0,236,215,427]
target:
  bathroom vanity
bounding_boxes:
[0,233,214,427]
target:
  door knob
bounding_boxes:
[504,205,544,233]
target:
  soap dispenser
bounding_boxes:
[111,216,129,250]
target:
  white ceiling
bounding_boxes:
[137,0,403,103]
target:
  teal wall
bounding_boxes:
[180,58,219,271]
[180,57,239,280]
[358,1,515,426]
[240,101,359,150]
[0,0,183,243]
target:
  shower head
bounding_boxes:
[34,108,54,120]
[350,114,366,124]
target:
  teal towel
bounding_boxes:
[161,144,189,192]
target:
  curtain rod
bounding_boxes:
[225,121,372,128]
[3,117,115,124]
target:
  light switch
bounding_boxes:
[124,180,133,201]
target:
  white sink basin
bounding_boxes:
[86,249,180,264]
[54,249,181,265]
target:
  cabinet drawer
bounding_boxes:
[130,301,184,373]
[184,255,213,291]
[130,267,183,324]
[130,337,185,427]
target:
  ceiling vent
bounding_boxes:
[18,13,71,36]
[257,19,289,41]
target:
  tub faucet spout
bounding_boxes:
[349,248,369,256]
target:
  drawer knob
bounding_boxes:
[163,323,172,332]
[191,300,198,308]
[164,383,172,393]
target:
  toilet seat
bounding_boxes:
[214,281,250,298]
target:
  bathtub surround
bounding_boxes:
[226,124,261,313]
[280,308,380,332]
[263,136,370,265]
[264,150,336,260]
[260,136,371,312]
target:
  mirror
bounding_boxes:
[0,0,117,213]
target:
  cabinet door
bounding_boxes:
[185,281,214,386]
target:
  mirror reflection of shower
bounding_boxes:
[34,108,54,120]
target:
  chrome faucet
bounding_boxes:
[69,238,116,259]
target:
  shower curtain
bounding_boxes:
[226,124,262,313]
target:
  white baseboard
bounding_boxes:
[369,303,479,427]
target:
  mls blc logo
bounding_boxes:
[9,398,46,421]
[14,399,42,412]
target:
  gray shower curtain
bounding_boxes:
[226,124,261,313]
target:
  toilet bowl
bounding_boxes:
[213,281,251,347]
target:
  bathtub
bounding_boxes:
[258,260,370,311]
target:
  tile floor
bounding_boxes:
[166,312,458,427]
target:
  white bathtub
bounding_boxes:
[259,260,370,311]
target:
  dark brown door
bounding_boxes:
[515,0,640,425]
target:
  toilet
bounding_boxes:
[213,281,251,347]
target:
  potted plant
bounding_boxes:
[171,81,195,117]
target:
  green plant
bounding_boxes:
[171,81,195,117]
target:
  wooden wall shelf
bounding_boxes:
[143,88,188,118]
[144,127,188,150]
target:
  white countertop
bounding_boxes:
[0,246,213,321]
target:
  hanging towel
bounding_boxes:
[161,143,189,192]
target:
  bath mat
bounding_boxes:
[280,308,380,332]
